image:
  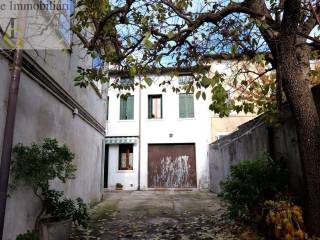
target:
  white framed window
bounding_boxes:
[118,144,133,170]
[148,95,163,119]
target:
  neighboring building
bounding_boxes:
[208,61,257,142]
[0,48,107,238]
[211,113,256,142]
[104,69,212,190]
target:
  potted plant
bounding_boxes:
[38,189,89,240]
[115,183,123,190]
[11,138,89,240]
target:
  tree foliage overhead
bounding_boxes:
[72,0,320,116]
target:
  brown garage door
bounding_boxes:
[148,144,197,188]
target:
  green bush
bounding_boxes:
[11,138,89,231]
[219,153,289,220]
[16,230,39,240]
[11,138,76,194]
[42,189,89,227]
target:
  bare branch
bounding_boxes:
[160,0,193,26]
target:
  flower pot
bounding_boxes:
[115,184,123,190]
[39,219,72,240]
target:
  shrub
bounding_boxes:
[42,189,89,227]
[16,230,39,240]
[11,138,89,232]
[219,153,289,220]
[11,138,76,194]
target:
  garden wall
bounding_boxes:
[209,85,320,195]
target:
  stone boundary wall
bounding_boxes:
[209,85,320,195]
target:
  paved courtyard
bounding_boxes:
[70,191,243,240]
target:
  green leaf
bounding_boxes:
[196,91,201,99]
[143,31,153,49]
[201,77,211,88]
[202,92,206,100]
[129,66,137,77]
[167,31,174,39]
[144,77,153,86]
[231,44,238,56]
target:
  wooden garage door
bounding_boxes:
[148,144,197,188]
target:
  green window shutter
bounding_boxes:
[180,94,194,118]
[126,96,134,119]
[120,97,126,120]
[179,94,187,118]
[148,96,152,119]
[106,96,109,120]
[186,94,194,118]
[120,96,134,120]
[160,96,163,118]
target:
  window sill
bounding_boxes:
[178,117,196,120]
[117,170,135,173]
[147,118,164,121]
[118,120,136,122]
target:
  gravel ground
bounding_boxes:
[70,191,245,240]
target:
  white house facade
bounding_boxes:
[104,71,212,191]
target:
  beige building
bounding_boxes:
[208,60,259,142]
[211,113,255,142]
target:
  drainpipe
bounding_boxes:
[0,49,23,239]
[137,75,142,190]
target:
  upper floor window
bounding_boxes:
[120,95,134,120]
[120,77,134,86]
[148,95,162,119]
[179,93,194,118]
[178,75,193,85]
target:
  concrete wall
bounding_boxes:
[107,75,212,190]
[209,85,320,195]
[209,117,269,193]
[0,48,106,239]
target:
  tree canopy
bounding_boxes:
[72,0,320,116]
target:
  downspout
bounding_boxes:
[137,75,142,190]
[0,49,23,239]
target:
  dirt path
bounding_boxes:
[70,191,243,240]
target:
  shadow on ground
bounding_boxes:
[70,191,242,240]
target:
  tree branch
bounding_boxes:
[87,0,135,50]
[160,0,193,26]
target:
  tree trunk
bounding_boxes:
[277,40,320,235]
